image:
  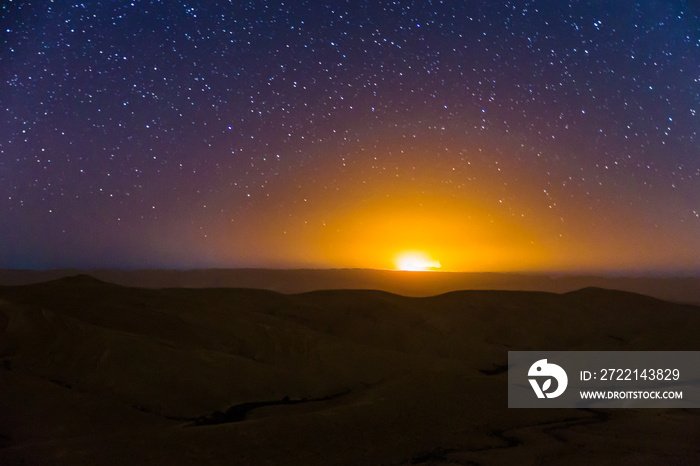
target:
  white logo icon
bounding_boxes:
[528,359,568,399]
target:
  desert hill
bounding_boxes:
[1,276,699,465]
[1,268,699,305]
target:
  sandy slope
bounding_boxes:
[1,275,699,465]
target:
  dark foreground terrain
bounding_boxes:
[1,275,699,465]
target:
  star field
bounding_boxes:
[1,1,698,271]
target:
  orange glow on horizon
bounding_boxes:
[309,192,549,272]
[210,158,694,273]
[395,251,442,271]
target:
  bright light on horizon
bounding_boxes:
[395,252,442,271]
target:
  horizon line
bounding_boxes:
[1,266,699,278]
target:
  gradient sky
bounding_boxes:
[1,1,698,272]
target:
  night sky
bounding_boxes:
[1,1,698,273]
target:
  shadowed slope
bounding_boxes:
[1,277,699,465]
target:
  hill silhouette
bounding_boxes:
[1,268,699,304]
[0,277,699,464]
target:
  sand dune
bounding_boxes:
[1,275,699,464]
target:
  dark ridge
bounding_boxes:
[563,286,660,302]
[428,288,557,300]
[57,274,108,285]
[479,364,509,376]
[48,378,73,389]
[565,286,621,295]
[292,288,407,300]
[0,274,113,292]
[478,429,523,451]
[189,393,343,426]
[564,286,641,296]
[37,274,113,288]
